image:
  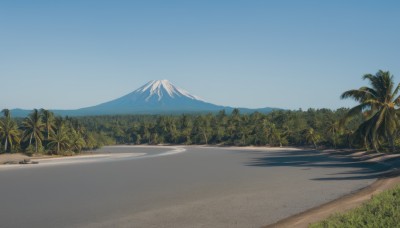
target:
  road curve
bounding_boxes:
[0,146,388,228]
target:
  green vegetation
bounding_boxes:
[1,70,399,155]
[341,70,400,153]
[1,107,360,155]
[309,185,400,228]
[64,108,364,149]
[0,109,111,155]
[70,70,400,153]
[0,109,20,152]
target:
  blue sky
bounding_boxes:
[1,0,399,110]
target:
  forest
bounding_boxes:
[0,107,367,155]
[74,108,358,148]
[0,109,109,155]
[1,70,399,155]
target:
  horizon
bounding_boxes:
[1,1,399,110]
[4,78,347,112]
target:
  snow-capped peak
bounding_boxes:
[135,80,203,101]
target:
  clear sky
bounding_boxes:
[1,0,399,110]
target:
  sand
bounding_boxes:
[1,146,399,227]
[0,153,30,164]
[266,150,400,227]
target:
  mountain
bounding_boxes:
[74,79,227,115]
[11,80,280,117]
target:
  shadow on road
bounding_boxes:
[242,149,393,181]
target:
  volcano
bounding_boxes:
[75,79,225,115]
[12,80,279,117]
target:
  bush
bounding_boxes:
[310,185,400,227]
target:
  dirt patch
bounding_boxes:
[0,153,31,164]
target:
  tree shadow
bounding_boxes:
[241,149,395,181]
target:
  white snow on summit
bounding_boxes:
[135,80,203,101]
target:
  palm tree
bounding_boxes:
[327,120,339,149]
[48,126,70,155]
[40,109,55,140]
[22,109,45,153]
[0,109,20,152]
[341,70,400,152]
[304,128,320,149]
[266,123,283,147]
[342,129,354,149]
[69,129,86,153]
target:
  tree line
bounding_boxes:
[0,109,110,155]
[72,108,360,149]
[68,70,400,153]
[1,70,399,155]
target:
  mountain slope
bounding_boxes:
[75,80,226,115]
[11,80,280,117]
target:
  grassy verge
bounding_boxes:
[309,184,400,228]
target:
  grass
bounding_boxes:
[309,184,400,228]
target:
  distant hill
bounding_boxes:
[11,80,281,117]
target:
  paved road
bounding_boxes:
[0,146,388,228]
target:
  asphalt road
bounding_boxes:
[0,146,388,228]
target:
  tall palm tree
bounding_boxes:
[341,70,400,152]
[22,109,45,153]
[304,128,319,149]
[327,120,339,149]
[40,109,55,140]
[48,126,70,155]
[0,109,20,152]
[69,129,85,153]
[266,123,283,147]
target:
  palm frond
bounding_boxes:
[340,89,373,101]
